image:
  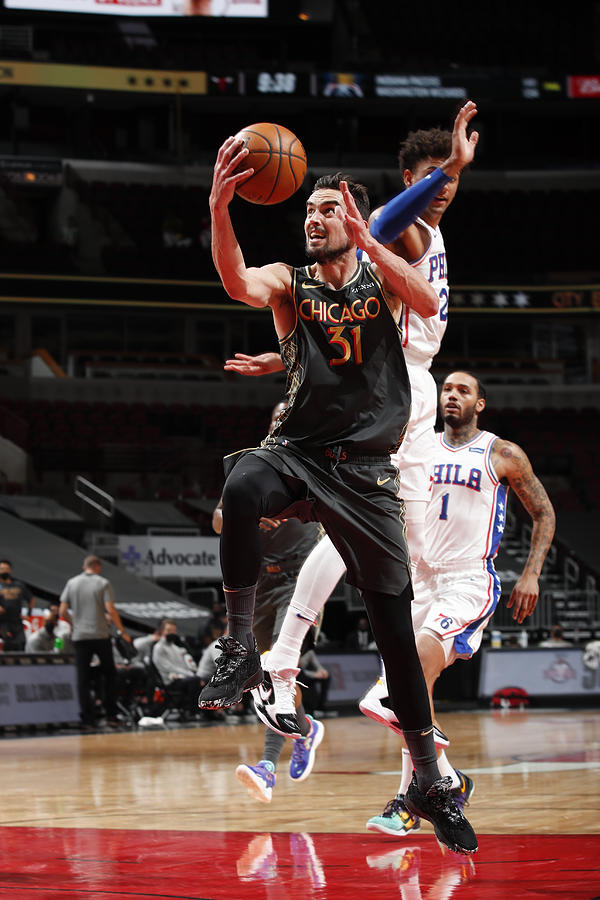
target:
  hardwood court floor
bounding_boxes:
[1,708,599,899]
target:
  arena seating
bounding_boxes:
[1,395,597,520]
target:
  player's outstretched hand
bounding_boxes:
[224,351,284,376]
[443,100,479,179]
[209,136,254,209]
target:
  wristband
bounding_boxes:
[370,168,453,245]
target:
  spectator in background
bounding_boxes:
[133,619,166,665]
[152,619,202,714]
[108,615,149,715]
[0,558,32,650]
[25,602,72,653]
[59,555,131,731]
[538,624,572,647]
[345,614,375,652]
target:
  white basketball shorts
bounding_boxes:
[412,558,501,664]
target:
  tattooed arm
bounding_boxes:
[491,439,556,624]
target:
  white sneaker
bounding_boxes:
[358,673,403,735]
[358,672,449,748]
[251,653,302,738]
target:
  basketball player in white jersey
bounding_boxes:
[364,370,555,836]
[225,105,479,737]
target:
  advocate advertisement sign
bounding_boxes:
[119,535,220,579]
[4,0,267,15]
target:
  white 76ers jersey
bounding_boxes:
[422,430,509,565]
[402,218,448,369]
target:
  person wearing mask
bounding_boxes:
[25,602,72,653]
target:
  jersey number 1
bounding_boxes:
[439,492,450,520]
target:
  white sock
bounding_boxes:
[267,535,346,670]
[398,747,413,795]
[437,750,460,788]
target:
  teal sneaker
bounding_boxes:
[236,760,276,803]
[366,795,421,836]
[289,715,324,782]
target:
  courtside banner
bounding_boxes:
[479,647,600,697]
[119,535,220,579]
[4,0,268,15]
[316,652,380,705]
[0,662,79,726]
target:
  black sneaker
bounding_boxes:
[198,637,262,710]
[404,774,478,855]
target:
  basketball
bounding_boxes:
[233,122,307,205]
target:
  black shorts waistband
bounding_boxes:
[263,437,391,467]
[324,446,391,465]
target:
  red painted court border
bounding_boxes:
[0,827,599,900]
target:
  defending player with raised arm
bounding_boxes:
[364,371,556,837]
[200,139,478,854]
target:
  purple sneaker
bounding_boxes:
[289,715,324,782]
[236,760,276,803]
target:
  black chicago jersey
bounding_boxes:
[268,260,411,456]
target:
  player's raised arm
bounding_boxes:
[369,100,479,246]
[210,136,291,309]
[338,182,437,319]
[491,439,556,624]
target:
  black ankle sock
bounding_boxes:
[263,729,286,767]
[223,583,257,652]
[403,728,441,793]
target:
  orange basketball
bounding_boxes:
[233,122,307,205]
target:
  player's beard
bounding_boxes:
[305,237,352,264]
[443,402,478,429]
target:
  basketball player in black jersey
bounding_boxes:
[198,140,477,854]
